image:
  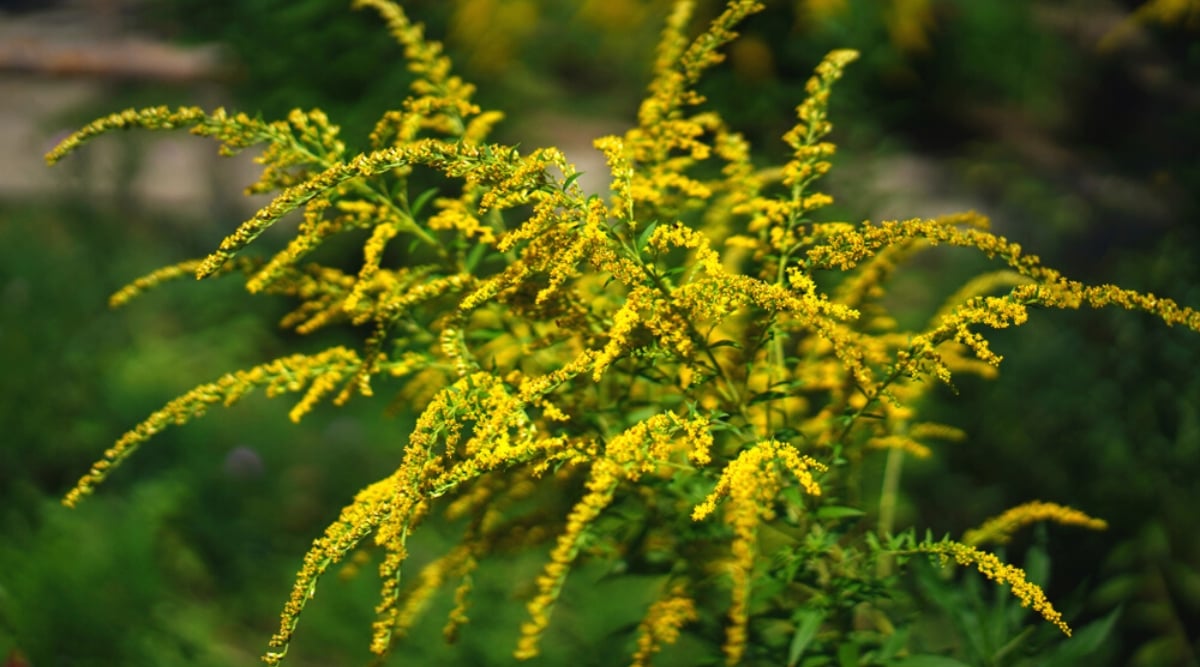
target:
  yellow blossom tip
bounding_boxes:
[922,541,1072,636]
[964,501,1107,547]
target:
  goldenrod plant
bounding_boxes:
[47,0,1200,664]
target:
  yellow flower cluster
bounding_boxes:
[630,585,699,667]
[62,347,361,509]
[730,48,857,266]
[806,213,1030,274]
[516,458,622,659]
[595,0,766,224]
[380,374,597,658]
[964,501,1108,547]
[245,108,347,195]
[782,49,856,187]
[266,365,584,662]
[443,550,479,642]
[386,543,476,645]
[44,105,209,165]
[902,293,1033,384]
[344,220,400,311]
[606,413,715,480]
[107,256,259,308]
[48,0,1200,664]
[353,0,491,140]
[517,411,711,659]
[691,439,826,521]
[265,474,397,665]
[1024,280,1200,332]
[194,139,439,278]
[692,441,826,664]
[921,541,1072,636]
[428,195,495,244]
[45,105,349,199]
[247,198,372,295]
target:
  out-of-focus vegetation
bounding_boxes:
[3,0,1199,665]
[0,200,398,665]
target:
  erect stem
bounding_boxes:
[876,444,904,577]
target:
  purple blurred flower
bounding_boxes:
[223,445,264,479]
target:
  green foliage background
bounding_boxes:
[3,0,1199,665]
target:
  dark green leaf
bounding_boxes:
[836,641,859,667]
[410,186,439,218]
[772,427,800,441]
[562,171,583,191]
[663,266,688,280]
[875,626,910,661]
[1041,606,1121,663]
[787,610,824,667]
[1023,543,1050,587]
[636,220,659,253]
[465,241,489,272]
[891,656,974,667]
[749,390,789,405]
[816,506,866,520]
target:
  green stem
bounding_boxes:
[875,433,907,578]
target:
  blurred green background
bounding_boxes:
[2,0,1198,665]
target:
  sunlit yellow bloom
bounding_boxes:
[427,195,495,244]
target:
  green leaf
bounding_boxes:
[749,390,789,405]
[636,220,659,253]
[991,625,1033,664]
[865,531,882,551]
[787,610,824,667]
[663,265,688,280]
[890,656,974,667]
[465,241,489,272]
[410,186,439,218]
[1023,543,1050,587]
[875,626,911,662]
[626,406,660,424]
[709,339,742,349]
[772,427,800,441]
[1041,606,1121,663]
[816,506,866,520]
[562,171,583,191]
[836,641,859,667]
